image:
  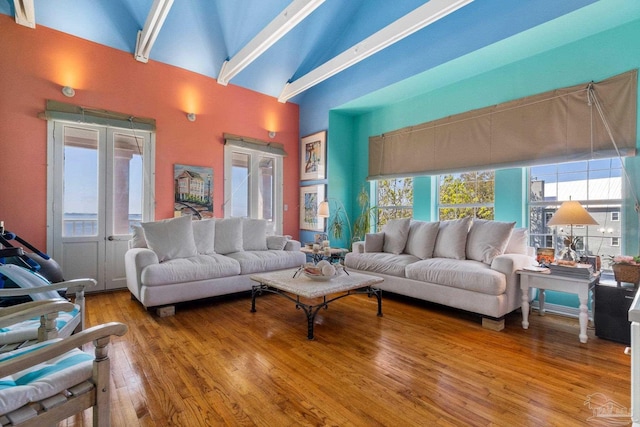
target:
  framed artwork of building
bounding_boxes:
[174,164,213,218]
[300,131,326,181]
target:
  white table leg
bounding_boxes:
[521,282,529,330]
[579,294,588,343]
[539,289,546,316]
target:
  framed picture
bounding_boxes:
[174,164,214,219]
[300,185,325,231]
[536,247,555,266]
[300,131,326,181]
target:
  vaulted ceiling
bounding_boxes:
[2,0,615,107]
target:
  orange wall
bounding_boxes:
[0,15,300,249]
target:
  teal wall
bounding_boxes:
[328,17,640,308]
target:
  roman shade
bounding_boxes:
[368,70,637,179]
[39,100,156,131]
[224,133,287,157]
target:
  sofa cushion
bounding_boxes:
[141,215,198,262]
[141,254,241,287]
[405,258,506,296]
[215,218,244,255]
[266,235,288,250]
[382,218,411,255]
[242,219,268,251]
[466,220,515,264]
[226,250,307,275]
[505,227,528,255]
[364,233,384,252]
[344,252,419,278]
[404,220,440,259]
[192,219,216,254]
[130,225,147,248]
[433,217,472,260]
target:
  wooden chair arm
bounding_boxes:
[0,278,97,297]
[0,322,128,377]
[0,300,75,329]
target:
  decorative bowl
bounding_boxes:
[303,272,333,281]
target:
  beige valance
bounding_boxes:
[368,70,637,179]
[224,133,287,157]
[39,100,156,131]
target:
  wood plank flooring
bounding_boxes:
[61,289,631,426]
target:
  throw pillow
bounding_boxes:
[433,217,472,260]
[404,220,440,259]
[466,219,516,264]
[382,218,411,255]
[130,225,147,248]
[243,219,268,251]
[192,219,216,254]
[267,235,288,250]
[505,227,528,254]
[141,215,198,262]
[364,232,385,252]
[215,217,244,254]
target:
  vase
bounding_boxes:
[612,263,640,287]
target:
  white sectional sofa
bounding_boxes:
[125,215,306,314]
[344,217,536,330]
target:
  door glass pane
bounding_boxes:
[231,152,249,217]
[258,157,274,221]
[63,126,99,237]
[113,132,143,234]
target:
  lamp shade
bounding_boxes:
[318,200,329,218]
[546,201,598,226]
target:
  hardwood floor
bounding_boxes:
[62,289,631,426]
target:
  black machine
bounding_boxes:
[594,282,637,345]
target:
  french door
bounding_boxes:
[47,121,155,291]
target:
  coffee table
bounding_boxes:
[250,268,384,339]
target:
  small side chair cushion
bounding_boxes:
[242,219,268,251]
[382,218,411,255]
[0,339,93,415]
[215,218,244,255]
[433,217,472,260]
[364,233,384,252]
[404,220,440,259]
[466,219,516,264]
[0,304,80,344]
[267,235,288,250]
[141,215,198,262]
[192,219,216,254]
[130,225,148,249]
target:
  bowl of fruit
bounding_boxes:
[303,260,337,281]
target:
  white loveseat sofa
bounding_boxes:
[125,215,306,314]
[344,217,536,330]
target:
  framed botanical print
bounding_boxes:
[300,185,325,231]
[300,131,326,181]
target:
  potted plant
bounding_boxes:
[606,255,640,286]
[352,187,377,242]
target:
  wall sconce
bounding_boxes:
[186,112,196,122]
[268,131,276,139]
[61,86,75,98]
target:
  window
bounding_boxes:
[224,145,283,234]
[438,170,495,220]
[529,158,622,265]
[376,178,413,228]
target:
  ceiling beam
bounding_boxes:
[218,0,326,86]
[13,0,35,28]
[278,0,474,103]
[135,0,174,63]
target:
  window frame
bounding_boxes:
[437,170,495,220]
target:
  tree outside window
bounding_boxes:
[376,178,413,228]
[438,171,495,220]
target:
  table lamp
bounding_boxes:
[546,200,598,262]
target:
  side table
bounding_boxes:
[300,247,347,264]
[518,269,600,343]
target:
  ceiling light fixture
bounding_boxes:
[61,86,75,98]
[218,0,325,86]
[278,0,474,102]
[135,0,174,63]
[186,112,196,122]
